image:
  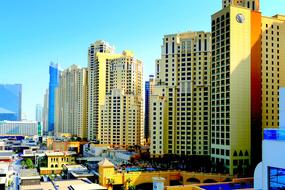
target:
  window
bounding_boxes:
[269,167,285,189]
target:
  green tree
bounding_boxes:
[38,156,48,167]
[21,160,26,168]
[25,158,35,169]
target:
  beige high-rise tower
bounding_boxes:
[87,41,115,141]
[55,65,88,139]
[88,41,143,145]
[100,51,143,146]
[150,31,211,157]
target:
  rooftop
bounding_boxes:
[98,158,114,167]
[20,169,41,180]
[21,182,54,190]
[54,179,106,190]
[45,150,77,156]
[70,183,107,190]
[63,164,87,170]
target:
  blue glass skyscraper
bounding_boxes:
[0,84,22,121]
[144,75,154,141]
[48,62,60,135]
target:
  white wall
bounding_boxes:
[262,140,285,189]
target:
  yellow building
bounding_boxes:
[211,0,285,175]
[100,51,143,146]
[55,65,88,139]
[261,15,285,129]
[150,31,211,157]
[98,158,232,190]
[40,151,76,175]
[88,41,143,145]
[88,41,117,141]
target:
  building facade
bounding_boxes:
[150,31,211,157]
[40,151,76,175]
[100,50,143,146]
[88,41,143,145]
[210,0,285,175]
[48,63,60,135]
[55,65,88,139]
[0,121,38,136]
[87,41,115,141]
[144,75,155,142]
[0,84,22,121]
[254,129,285,189]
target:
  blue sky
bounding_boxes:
[0,0,284,120]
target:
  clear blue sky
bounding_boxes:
[0,0,284,120]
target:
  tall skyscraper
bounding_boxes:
[100,50,143,146]
[55,65,88,139]
[88,41,143,144]
[145,75,155,142]
[35,104,43,122]
[150,32,211,157]
[48,62,60,135]
[87,40,115,141]
[0,84,22,121]
[42,89,49,135]
[211,0,285,174]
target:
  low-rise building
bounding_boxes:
[40,151,77,175]
[0,162,13,189]
[62,164,94,180]
[254,129,285,189]
[0,121,38,136]
[0,150,13,162]
[83,144,109,157]
[19,169,41,186]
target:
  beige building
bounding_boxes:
[261,15,285,129]
[100,51,143,146]
[88,41,115,141]
[55,65,88,139]
[88,41,143,145]
[150,31,211,157]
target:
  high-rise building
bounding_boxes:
[55,65,88,139]
[42,89,49,135]
[100,51,143,146]
[35,104,43,122]
[144,75,155,142]
[150,32,211,157]
[48,62,60,135]
[88,41,115,141]
[261,15,285,130]
[211,0,285,175]
[88,40,143,144]
[0,84,22,121]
